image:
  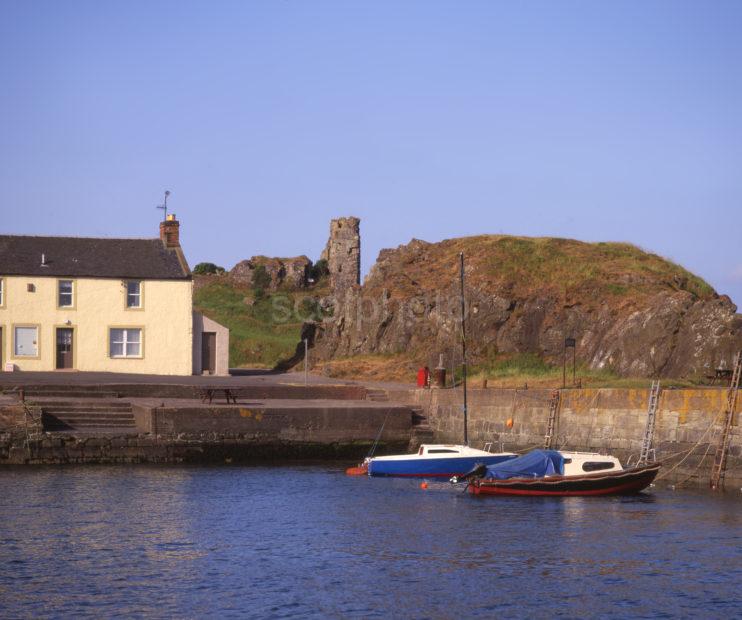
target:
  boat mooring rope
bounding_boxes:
[367,409,392,459]
[655,406,725,483]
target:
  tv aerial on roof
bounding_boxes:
[156,190,171,221]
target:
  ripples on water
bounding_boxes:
[1,465,741,618]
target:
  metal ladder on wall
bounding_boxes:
[543,390,561,449]
[710,352,742,490]
[638,380,661,465]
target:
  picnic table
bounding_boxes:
[199,387,239,404]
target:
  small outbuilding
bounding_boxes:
[192,312,230,376]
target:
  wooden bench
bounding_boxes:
[705,369,733,385]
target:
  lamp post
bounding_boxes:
[304,339,309,386]
[563,337,576,387]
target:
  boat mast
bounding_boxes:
[459,251,468,446]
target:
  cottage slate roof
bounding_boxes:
[0,235,190,280]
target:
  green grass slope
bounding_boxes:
[193,277,327,368]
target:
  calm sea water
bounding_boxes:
[1,465,741,619]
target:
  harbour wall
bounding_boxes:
[389,387,742,488]
[0,403,412,465]
[132,403,411,444]
[0,382,368,400]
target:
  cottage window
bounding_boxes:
[14,326,38,357]
[126,281,142,308]
[58,280,74,307]
[109,328,142,358]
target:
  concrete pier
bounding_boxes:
[0,372,414,465]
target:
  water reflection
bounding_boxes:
[0,465,740,618]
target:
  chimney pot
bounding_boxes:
[160,216,180,248]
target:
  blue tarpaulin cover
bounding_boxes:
[483,450,565,480]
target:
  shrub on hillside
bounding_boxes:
[252,264,272,299]
[309,259,329,283]
[193,262,226,275]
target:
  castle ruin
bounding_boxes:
[321,217,361,294]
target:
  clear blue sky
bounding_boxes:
[2,1,741,304]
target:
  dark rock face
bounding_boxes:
[313,236,741,378]
[230,255,311,290]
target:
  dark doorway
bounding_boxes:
[202,332,216,375]
[56,328,74,369]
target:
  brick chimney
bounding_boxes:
[160,214,180,248]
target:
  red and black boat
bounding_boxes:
[455,449,661,497]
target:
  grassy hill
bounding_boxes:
[194,235,730,383]
[193,276,328,368]
[366,235,715,306]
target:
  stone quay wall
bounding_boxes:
[0,433,409,465]
[0,402,412,465]
[389,386,742,488]
[133,403,411,445]
[0,382,368,401]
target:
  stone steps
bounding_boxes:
[408,406,434,450]
[23,389,121,399]
[43,415,136,432]
[40,399,135,432]
[366,388,390,402]
[34,402,132,412]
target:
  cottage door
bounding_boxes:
[202,332,216,374]
[56,328,73,369]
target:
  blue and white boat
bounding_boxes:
[365,443,517,477]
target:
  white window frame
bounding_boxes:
[109,328,143,359]
[14,325,39,358]
[126,281,142,309]
[0,277,4,307]
[58,279,74,308]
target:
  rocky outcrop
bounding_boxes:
[312,235,742,378]
[230,255,311,290]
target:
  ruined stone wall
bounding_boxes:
[388,386,742,488]
[321,217,361,294]
[230,256,311,290]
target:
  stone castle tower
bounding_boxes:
[321,217,361,294]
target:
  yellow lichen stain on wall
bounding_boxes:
[569,389,600,414]
[628,389,645,410]
[579,388,603,414]
[238,408,263,421]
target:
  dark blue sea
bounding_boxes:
[1,465,741,619]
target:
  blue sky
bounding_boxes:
[2,1,741,304]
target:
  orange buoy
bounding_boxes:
[506,418,514,429]
[345,463,368,476]
[420,481,428,489]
